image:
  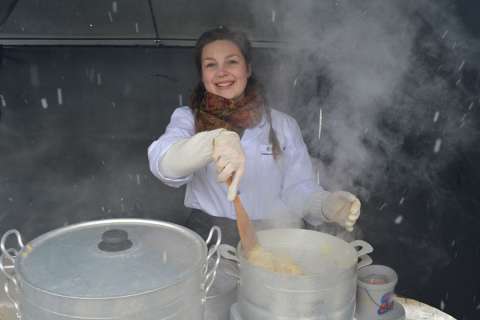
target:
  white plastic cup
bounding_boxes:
[356,264,398,320]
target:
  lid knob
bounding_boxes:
[98,229,133,252]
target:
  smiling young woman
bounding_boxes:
[148,26,362,246]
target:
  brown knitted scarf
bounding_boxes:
[195,89,264,135]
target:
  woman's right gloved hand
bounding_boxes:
[160,129,245,201]
[212,131,245,201]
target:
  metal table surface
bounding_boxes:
[396,297,456,320]
[228,297,456,320]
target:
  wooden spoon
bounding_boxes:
[226,178,303,275]
[227,178,258,255]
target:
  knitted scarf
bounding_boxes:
[194,89,264,135]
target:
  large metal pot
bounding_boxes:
[0,259,15,320]
[0,219,221,320]
[221,228,373,320]
[204,258,239,320]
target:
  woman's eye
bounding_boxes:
[228,60,238,65]
[204,63,216,68]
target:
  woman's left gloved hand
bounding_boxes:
[306,191,361,232]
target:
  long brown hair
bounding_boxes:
[190,26,282,158]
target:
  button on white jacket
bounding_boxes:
[148,106,323,221]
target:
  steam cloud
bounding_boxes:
[256,0,479,199]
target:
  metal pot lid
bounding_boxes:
[15,219,206,298]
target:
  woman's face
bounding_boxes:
[201,40,251,100]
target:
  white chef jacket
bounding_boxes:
[148,106,323,220]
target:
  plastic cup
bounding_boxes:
[356,264,398,320]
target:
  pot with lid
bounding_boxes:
[0,219,221,320]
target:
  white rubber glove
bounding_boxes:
[212,131,245,201]
[159,128,225,178]
[307,191,361,232]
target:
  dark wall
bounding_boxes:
[0,47,197,238]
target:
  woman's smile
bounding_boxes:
[216,80,234,87]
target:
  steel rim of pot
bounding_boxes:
[229,229,373,280]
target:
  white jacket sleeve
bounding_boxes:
[278,116,328,219]
[148,107,197,188]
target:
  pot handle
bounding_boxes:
[203,226,222,294]
[4,281,22,319]
[218,244,239,263]
[0,229,24,283]
[350,240,373,257]
[205,226,222,261]
[357,254,373,269]
[350,240,374,270]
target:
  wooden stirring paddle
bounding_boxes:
[227,178,303,275]
[227,177,258,255]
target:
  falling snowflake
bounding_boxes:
[394,216,403,224]
[433,139,442,153]
[0,94,6,107]
[57,88,63,105]
[41,98,48,109]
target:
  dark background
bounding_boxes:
[0,0,479,319]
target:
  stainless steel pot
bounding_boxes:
[220,228,373,320]
[204,258,239,320]
[0,257,15,320]
[0,219,222,320]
